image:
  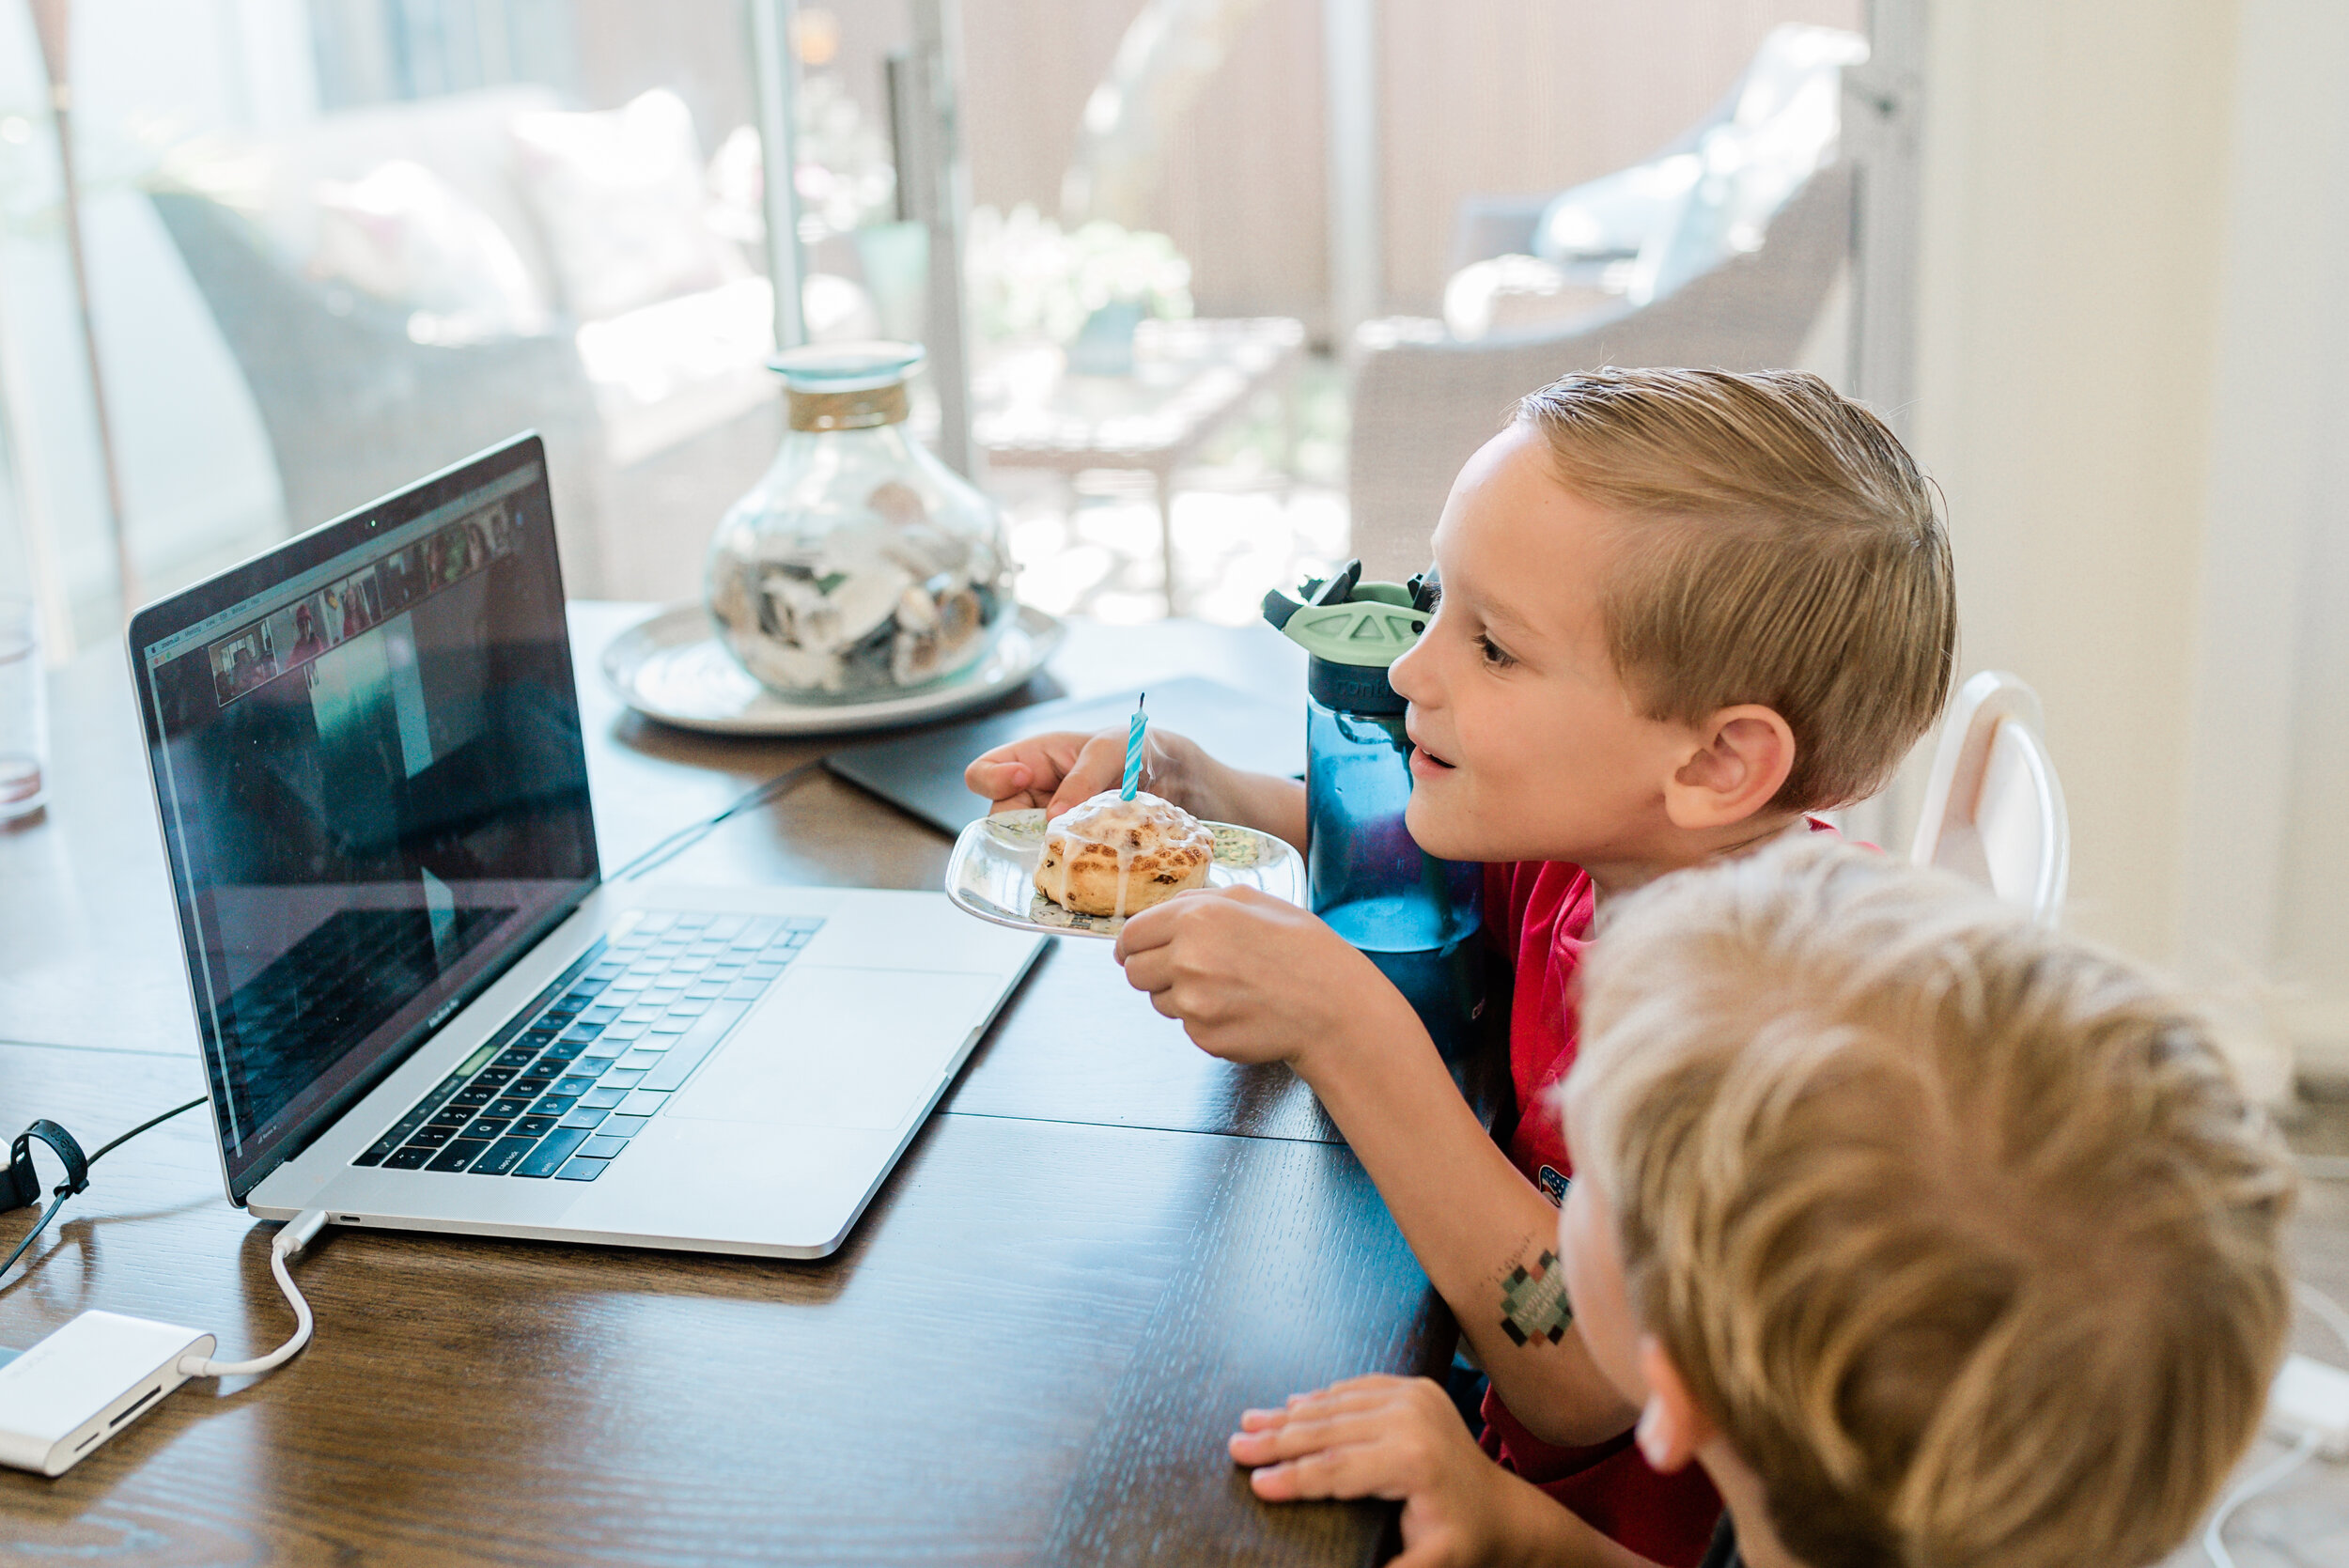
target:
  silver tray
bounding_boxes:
[945,808,1306,939]
[602,604,1066,736]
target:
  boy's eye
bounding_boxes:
[1476,633,1516,669]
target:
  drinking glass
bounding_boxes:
[0,599,48,821]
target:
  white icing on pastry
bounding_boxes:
[1034,790,1214,917]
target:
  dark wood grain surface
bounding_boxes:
[0,605,1465,1565]
[0,1043,1446,1565]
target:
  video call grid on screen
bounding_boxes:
[136,457,599,1194]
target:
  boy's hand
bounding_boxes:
[966,722,1312,850]
[1113,888,1410,1072]
[964,725,1184,819]
[1231,1376,1515,1568]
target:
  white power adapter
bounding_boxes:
[0,1209,329,1478]
[2269,1352,2349,1461]
[0,1311,215,1476]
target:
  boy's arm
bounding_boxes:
[1117,893,1640,1447]
[964,726,1308,850]
[1231,1375,1663,1568]
[1306,984,1641,1446]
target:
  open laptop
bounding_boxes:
[127,434,1043,1259]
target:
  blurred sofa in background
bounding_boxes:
[148,85,796,598]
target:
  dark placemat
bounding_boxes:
[825,675,1303,835]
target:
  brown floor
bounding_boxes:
[2166,1092,2349,1567]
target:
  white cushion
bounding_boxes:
[308,159,550,343]
[227,85,568,304]
[509,87,746,321]
[1441,255,1617,341]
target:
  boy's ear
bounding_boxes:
[1633,1336,1719,1474]
[1663,705,1797,829]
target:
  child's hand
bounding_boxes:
[964,725,1188,819]
[1231,1376,1514,1568]
[1112,888,1411,1071]
[966,723,1312,849]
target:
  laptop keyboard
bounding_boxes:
[352,910,824,1183]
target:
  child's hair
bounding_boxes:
[1512,367,1953,811]
[1569,839,2295,1568]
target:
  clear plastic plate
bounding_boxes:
[944,808,1306,939]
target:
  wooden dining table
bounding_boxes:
[0,603,1472,1565]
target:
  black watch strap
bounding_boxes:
[2,1119,90,1212]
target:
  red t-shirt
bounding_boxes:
[1474,859,1725,1565]
[1475,831,1843,1564]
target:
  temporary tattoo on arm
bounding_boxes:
[1497,1248,1574,1347]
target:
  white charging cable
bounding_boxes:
[2201,1278,2349,1568]
[175,1209,327,1380]
[2296,1279,2349,1357]
[2202,1425,2321,1568]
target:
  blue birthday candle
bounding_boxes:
[1121,693,1147,800]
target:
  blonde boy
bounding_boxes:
[970,369,1954,1560]
[1230,839,2295,1568]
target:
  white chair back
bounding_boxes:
[1909,671,2070,923]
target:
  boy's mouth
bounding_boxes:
[1406,725,1456,773]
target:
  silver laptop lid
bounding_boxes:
[126,435,599,1204]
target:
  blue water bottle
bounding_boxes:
[1265,561,1484,1059]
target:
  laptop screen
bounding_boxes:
[130,437,599,1202]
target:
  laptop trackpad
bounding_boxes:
[667,965,1001,1131]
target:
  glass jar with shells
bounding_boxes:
[706,343,1014,701]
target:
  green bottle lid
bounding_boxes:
[1262,560,1434,670]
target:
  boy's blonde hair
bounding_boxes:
[1571,839,2294,1568]
[1514,367,1953,811]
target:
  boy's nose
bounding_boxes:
[1390,635,1434,706]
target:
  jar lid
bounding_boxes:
[765,341,926,393]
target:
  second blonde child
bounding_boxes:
[1231,839,2295,1568]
